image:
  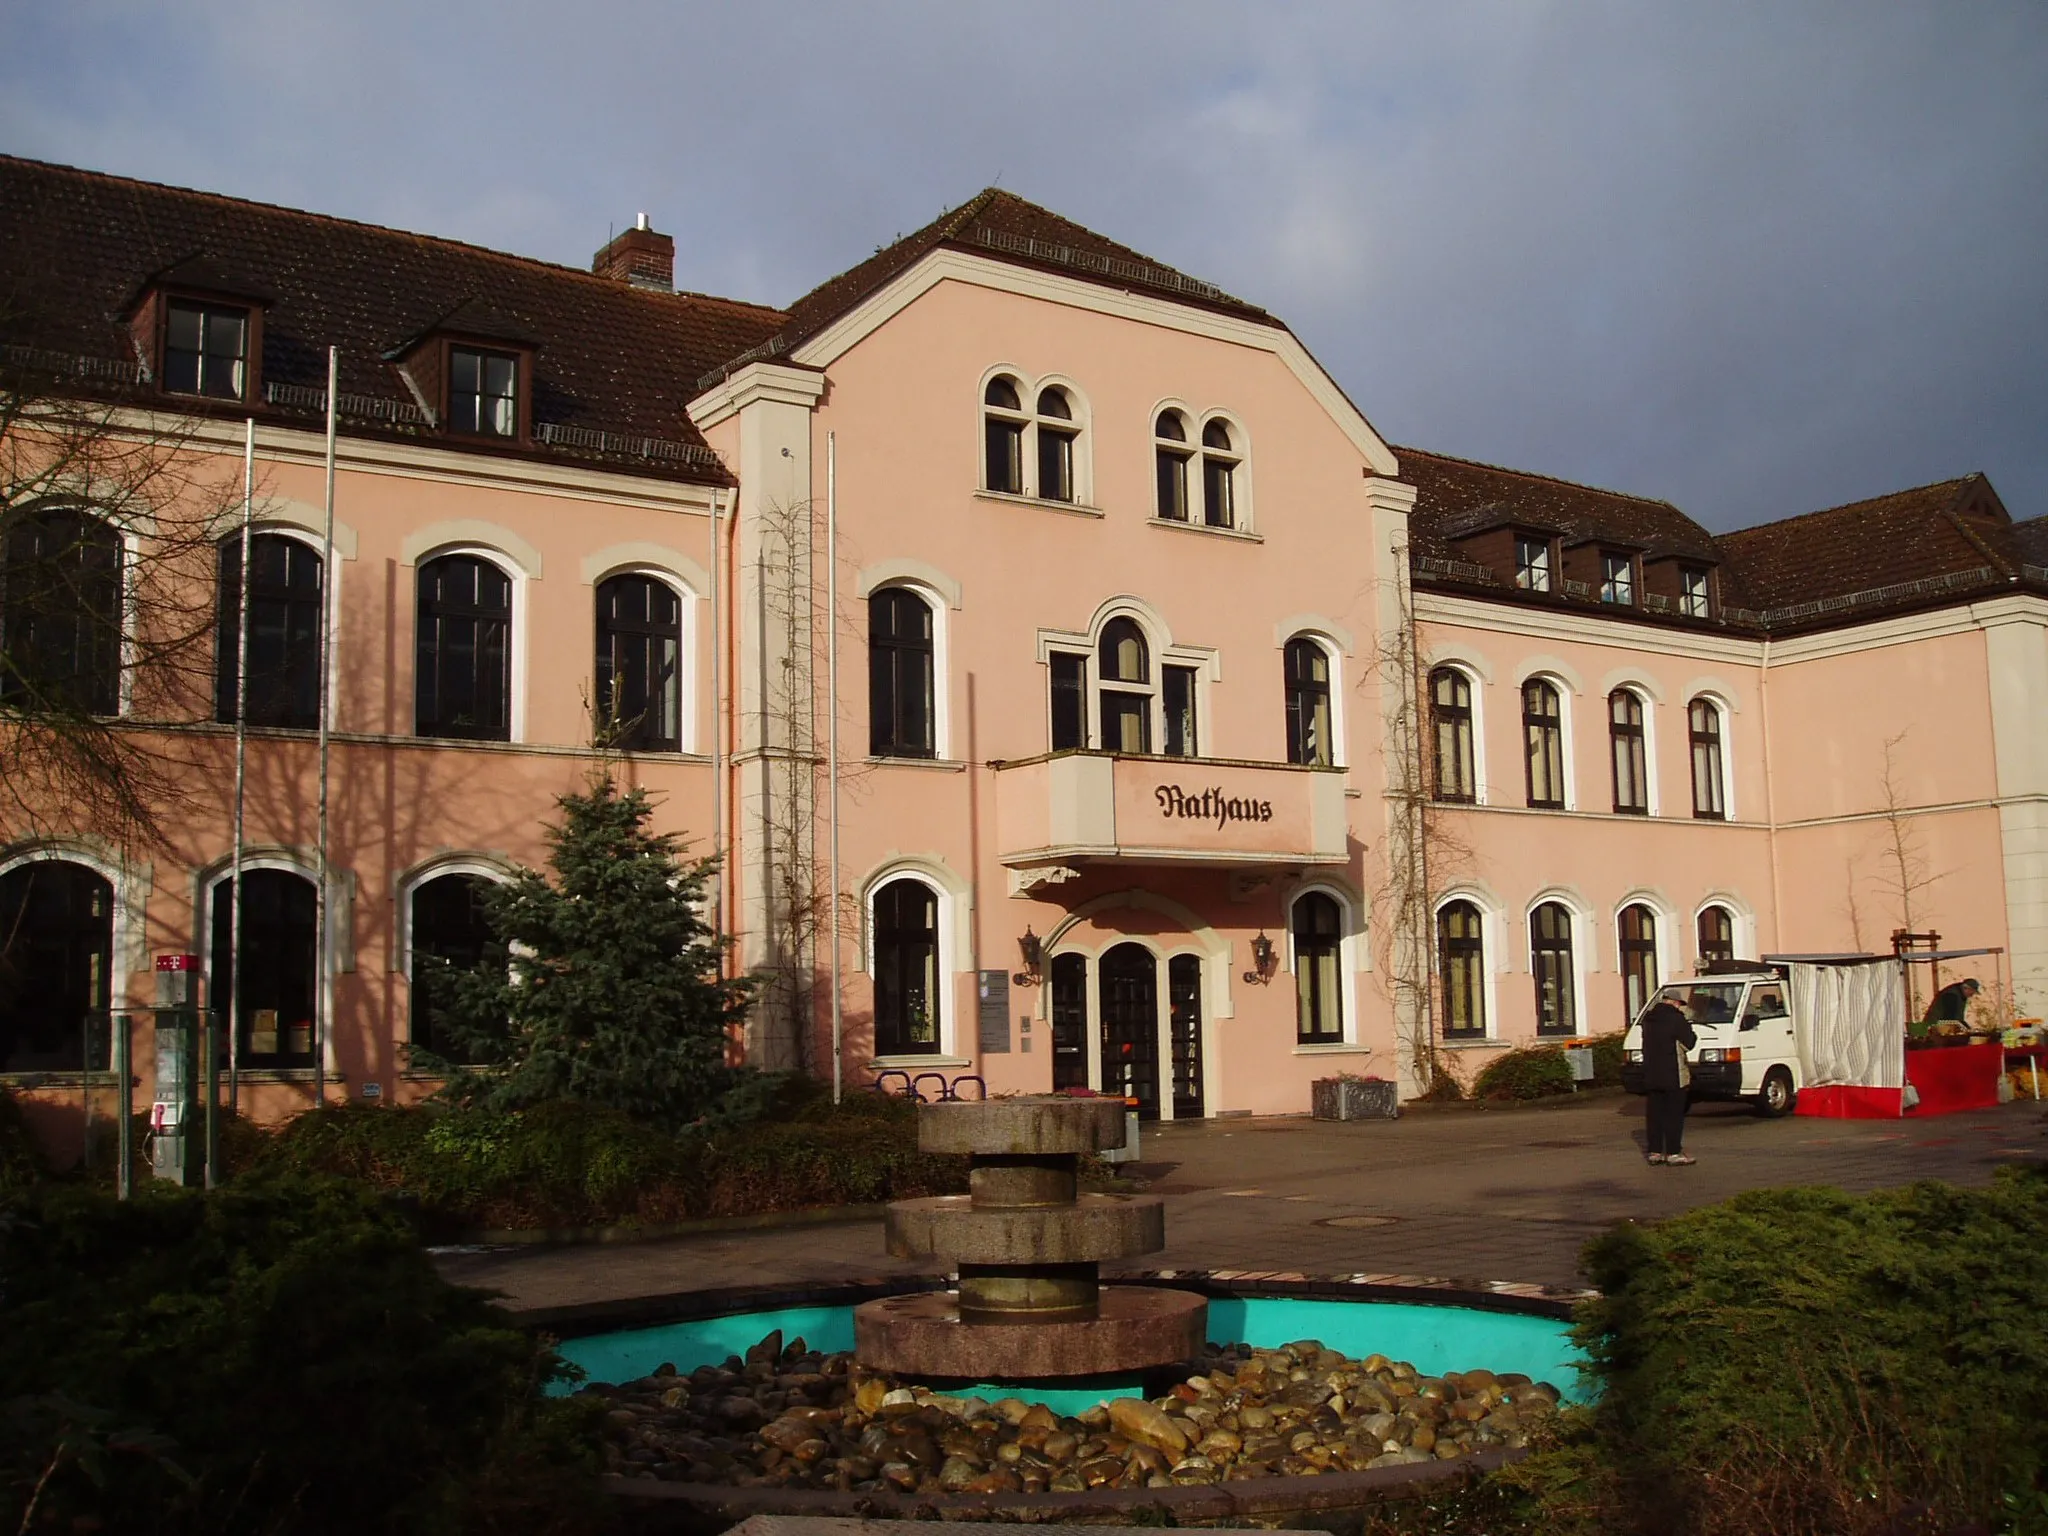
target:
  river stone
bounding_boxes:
[1108,1397,1189,1456]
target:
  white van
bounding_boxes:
[1621,968,1803,1117]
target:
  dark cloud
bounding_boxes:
[3,0,2042,528]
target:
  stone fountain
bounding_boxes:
[853,1095,1207,1379]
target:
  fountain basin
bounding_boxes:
[856,1284,1208,1376]
[884,1193,1165,1264]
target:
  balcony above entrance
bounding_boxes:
[994,752,1348,882]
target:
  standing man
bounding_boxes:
[1912,976,1981,1040]
[1640,995,1698,1166]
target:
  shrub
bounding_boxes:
[238,1092,965,1232]
[1572,1170,2048,1536]
[1473,1044,1573,1101]
[0,1175,600,1534]
[1587,1031,1627,1087]
[1413,1064,1466,1101]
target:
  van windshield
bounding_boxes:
[1646,982,1746,1027]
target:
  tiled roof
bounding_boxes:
[704,188,1274,386]
[1713,475,2020,621]
[0,155,788,483]
[1396,447,1724,563]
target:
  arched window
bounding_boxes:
[1609,689,1648,815]
[0,508,122,716]
[416,554,512,740]
[1098,618,1151,754]
[1201,420,1239,529]
[1035,387,1077,503]
[983,376,1025,495]
[595,574,681,751]
[1689,698,1726,819]
[1284,638,1333,766]
[1431,667,1475,803]
[1619,904,1659,1024]
[1293,891,1344,1043]
[1438,900,1485,1040]
[1697,905,1735,967]
[872,877,940,1056]
[1530,902,1576,1037]
[409,872,498,1063]
[217,532,323,729]
[1154,410,1191,521]
[209,867,318,1067]
[1523,679,1565,809]
[868,588,935,758]
[0,861,113,1072]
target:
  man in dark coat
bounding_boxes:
[1640,997,1698,1165]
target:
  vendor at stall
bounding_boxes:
[1911,977,1980,1040]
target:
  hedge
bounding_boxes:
[1470,1034,1627,1101]
[235,1087,967,1232]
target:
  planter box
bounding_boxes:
[1311,1077,1399,1121]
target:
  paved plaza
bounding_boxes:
[435,1093,2048,1317]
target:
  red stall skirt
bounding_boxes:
[1904,1041,2004,1116]
[1796,1084,1904,1119]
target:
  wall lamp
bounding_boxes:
[1243,929,1277,986]
[1013,927,1043,987]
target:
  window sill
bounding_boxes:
[1149,517,1263,545]
[1293,1041,1369,1055]
[974,490,1104,519]
[868,1055,974,1071]
[0,1071,130,1089]
[866,756,968,772]
[227,1068,348,1083]
[1441,1039,1512,1051]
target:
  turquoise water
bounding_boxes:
[555,1295,1590,1409]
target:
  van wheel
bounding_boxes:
[1757,1067,1797,1118]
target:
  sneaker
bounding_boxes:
[1645,1153,1666,1164]
[1665,1153,1696,1166]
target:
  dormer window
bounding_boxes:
[164,300,249,400]
[1599,552,1635,605]
[450,347,518,437]
[1679,565,1711,617]
[1514,535,1553,592]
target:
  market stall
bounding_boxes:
[1902,1040,2003,1114]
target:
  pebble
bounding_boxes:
[591,1330,1560,1494]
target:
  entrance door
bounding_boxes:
[1099,942,1161,1120]
[1168,953,1203,1119]
[1049,952,1088,1090]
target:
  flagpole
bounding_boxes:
[313,348,337,1107]
[227,419,254,1119]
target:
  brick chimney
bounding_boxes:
[592,213,674,292]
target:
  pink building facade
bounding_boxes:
[4,157,2045,1134]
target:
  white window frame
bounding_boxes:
[1196,410,1251,533]
[1686,692,1736,822]
[197,853,341,1075]
[0,845,139,1069]
[1282,631,1347,769]
[1691,894,1756,969]
[1599,552,1636,605]
[215,523,338,732]
[1612,893,1676,1023]
[1038,603,1216,758]
[862,863,966,1063]
[1514,535,1553,592]
[1433,888,1500,1043]
[590,563,698,755]
[1287,881,1364,1049]
[412,543,528,745]
[864,579,951,761]
[977,366,1093,507]
[1524,890,1591,1039]
[1517,670,1577,811]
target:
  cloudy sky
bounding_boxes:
[4,2,2043,531]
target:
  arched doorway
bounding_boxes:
[1098,942,1160,1120]
[0,861,113,1072]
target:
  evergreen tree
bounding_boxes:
[415,771,753,1126]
